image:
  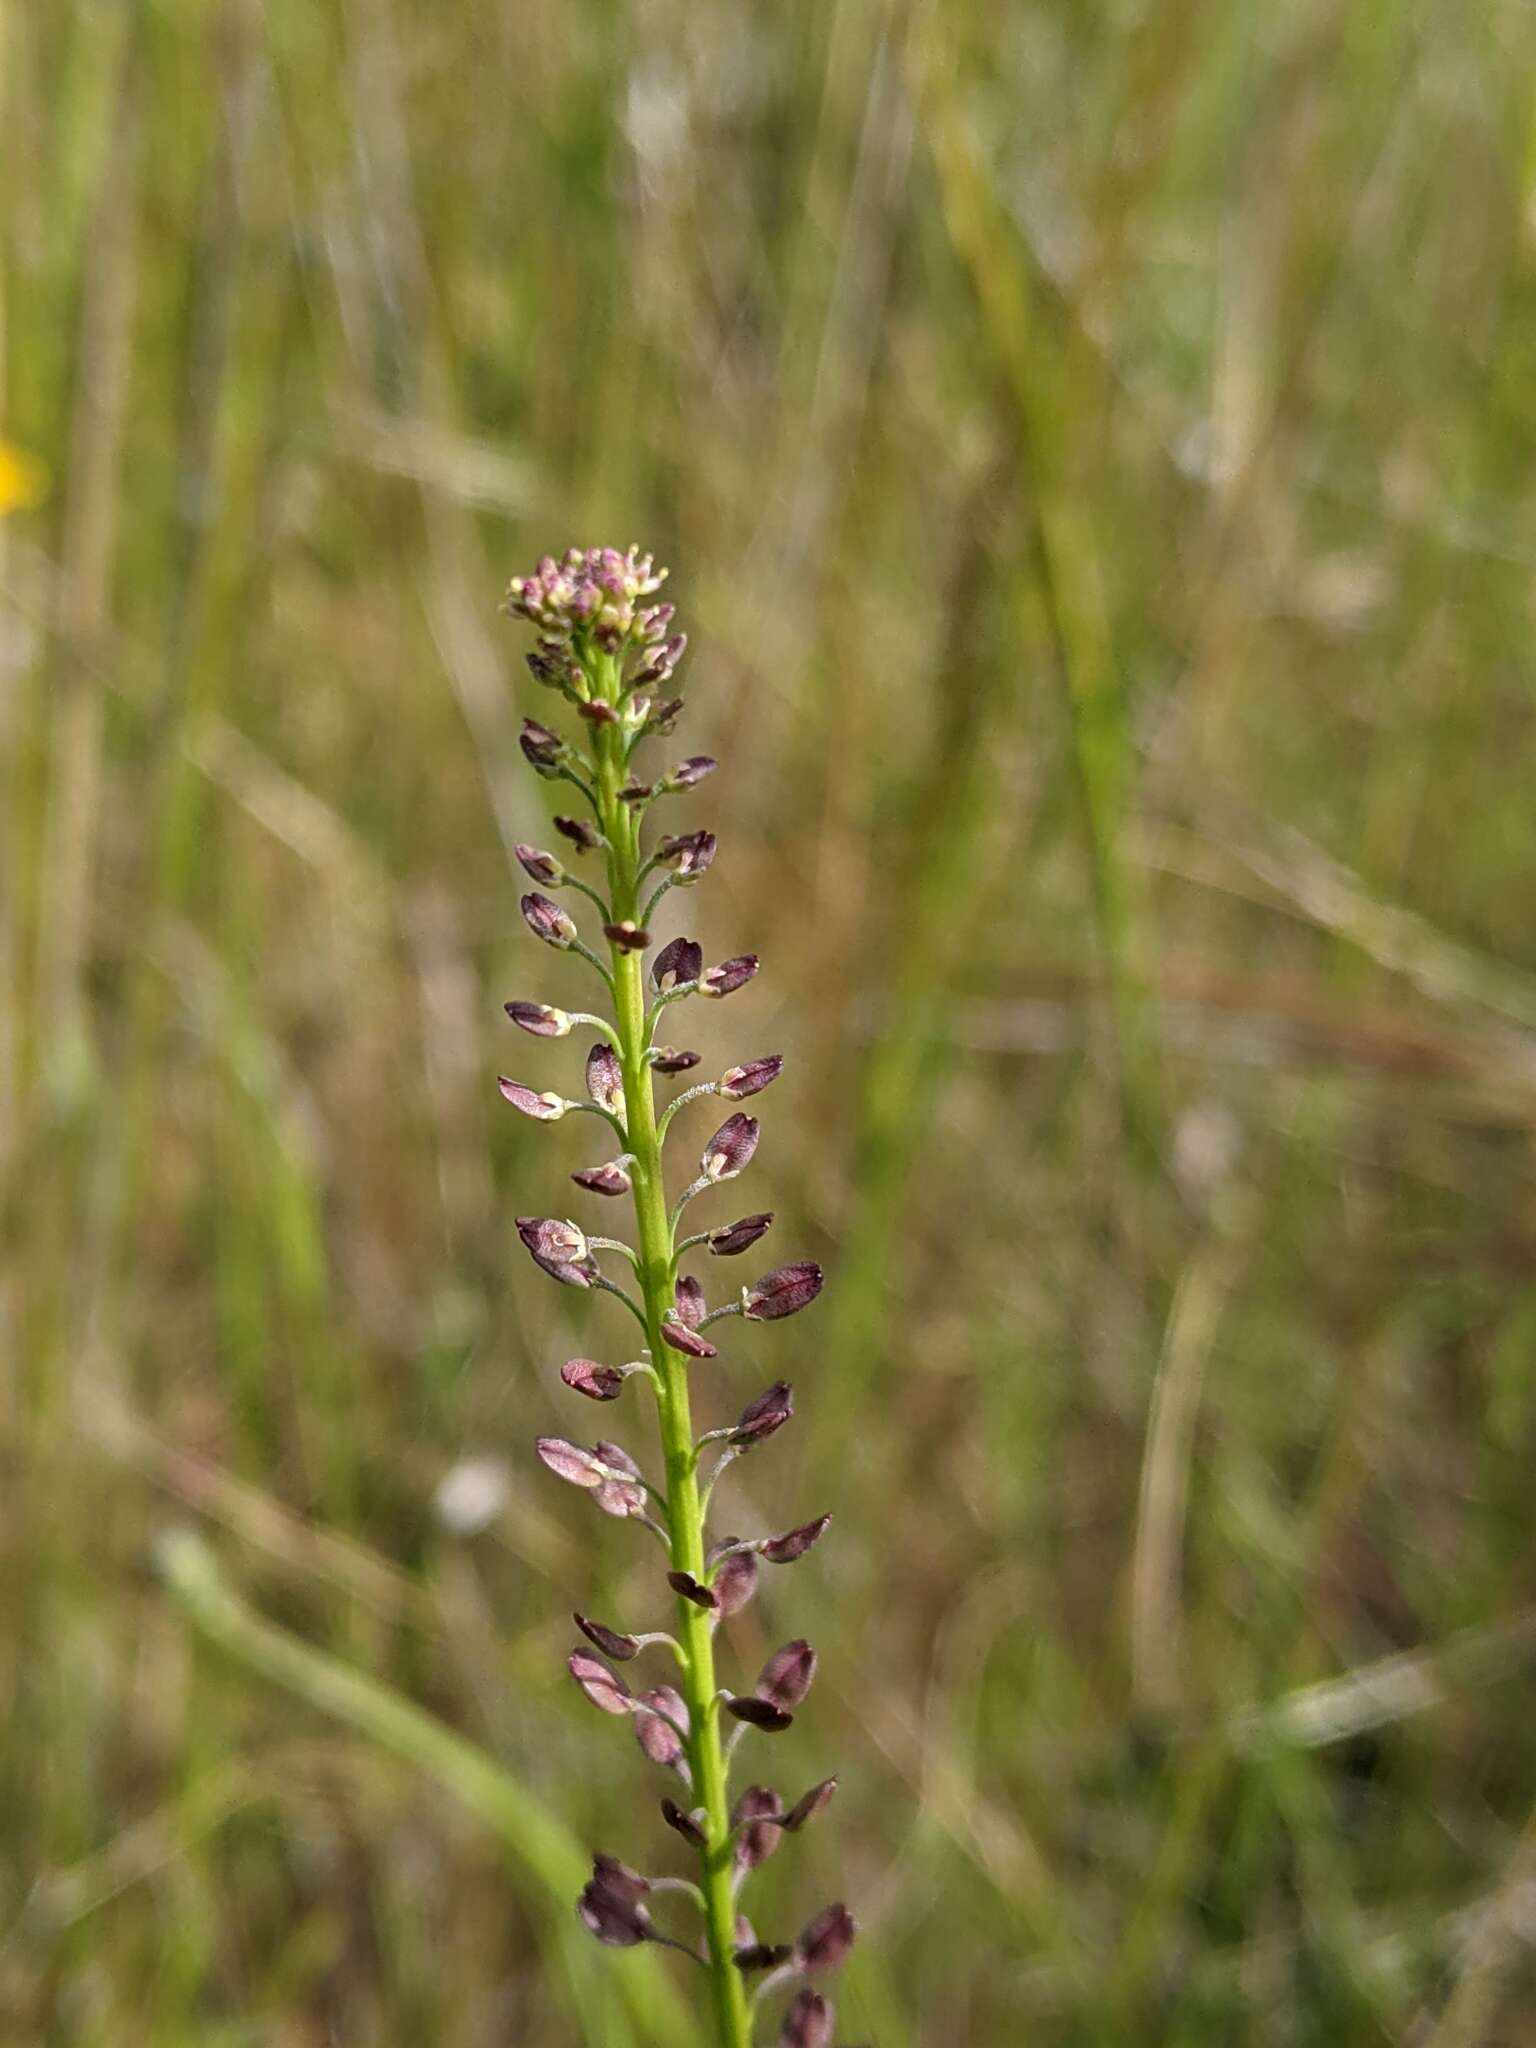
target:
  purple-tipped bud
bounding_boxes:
[711,1547,760,1616]
[634,1685,689,1769]
[497,1077,567,1122]
[536,1438,607,1488]
[757,1639,818,1712]
[702,1112,759,1182]
[666,755,716,791]
[660,1318,718,1359]
[579,698,619,728]
[560,1357,626,1402]
[585,1043,625,1113]
[656,830,717,882]
[673,1275,706,1328]
[603,920,650,953]
[744,1261,824,1321]
[515,843,564,884]
[591,1853,650,1906]
[652,936,703,991]
[519,718,566,773]
[591,1440,648,1519]
[505,999,572,1038]
[729,1380,794,1448]
[709,1212,774,1257]
[724,1694,794,1732]
[737,1940,795,1972]
[719,1056,783,1100]
[661,1798,709,1848]
[618,778,652,805]
[521,892,577,949]
[553,814,602,854]
[760,1514,832,1564]
[784,1777,839,1831]
[568,1649,632,1716]
[701,953,759,999]
[571,1161,632,1197]
[578,1884,650,1947]
[795,1904,856,1976]
[667,1569,717,1611]
[652,1046,701,1074]
[642,696,684,736]
[733,1785,786,1869]
[780,1990,835,2048]
[574,1613,642,1661]
[517,1216,595,1286]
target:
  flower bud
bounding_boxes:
[603,919,650,953]
[553,814,602,854]
[728,1381,794,1448]
[578,698,619,727]
[667,1569,717,1611]
[784,1777,838,1832]
[708,1212,774,1257]
[519,718,567,774]
[673,1275,706,1328]
[641,695,684,736]
[497,1077,567,1122]
[702,1112,759,1182]
[574,1613,642,1661]
[618,778,652,805]
[515,843,564,884]
[661,1797,709,1848]
[568,1649,632,1716]
[517,1216,595,1286]
[585,1043,625,1113]
[733,1785,785,1869]
[660,1318,717,1360]
[700,953,759,999]
[719,1056,783,1100]
[795,1903,856,1976]
[571,1161,632,1197]
[652,1046,701,1074]
[655,830,717,881]
[743,1262,824,1322]
[578,1884,650,1947]
[780,1991,835,2048]
[724,1694,794,1732]
[634,1685,689,1770]
[652,936,703,991]
[521,892,577,948]
[756,1639,817,1712]
[591,1440,648,1519]
[711,1547,760,1617]
[736,1940,795,1972]
[666,755,716,791]
[759,1514,832,1564]
[505,999,571,1038]
[560,1357,627,1401]
[536,1437,606,1488]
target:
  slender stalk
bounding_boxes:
[593,718,753,2048]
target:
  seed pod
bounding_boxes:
[571,1160,632,1197]
[700,952,759,998]
[724,1694,794,1733]
[795,1903,856,1976]
[728,1381,794,1449]
[660,1318,718,1360]
[517,1216,595,1286]
[504,999,571,1038]
[666,754,716,790]
[574,1613,642,1661]
[560,1357,626,1401]
[719,1055,783,1100]
[521,892,577,949]
[711,1548,760,1617]
[702,1112,759,1182]
[652,936,703,990]
[708,1212,774,1257]
[603,920,649,953]
[634,1685,689,1770]
[757,1639,817,1712]
[652,1045,701,1073]
[585,1043,625,1113]
[784,1777,839,1832]
[568,1649,632,1716]
[733,1785,786,1870]
[744,1262,823,1321]
[519,718,566,773]
[553,814,602,853]
[515,843,564,884]
[780,1990,835,2048]
[673,1275,706,1327]
[498,1078,567,1122]
[759,1514,832,1563]
[660,1797,708,1848]
[656,829,717,881]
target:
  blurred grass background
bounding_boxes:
[6,0,1536,2042]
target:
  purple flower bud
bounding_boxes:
[701,953,759,999]
[655,830,717,882]
[590,1853,650,1906]
[784,1777,839,1831]
[724,1694,794,1732]
[757,1639,817,1712]
[578,698,619,728]
[505,999,571,1038]
[708,1212,774,1257]
[743,1262,824,1322]
[517,1216,595,1286]
[666,755,716,791]
[642,696,684,736]
[759,1514,832,1563]
[673,1275,706,1328]
[711,1547,760,1616]
[497,1077,567,1122]
[585,1043,625,1113]
[519,718,566,773]
[719,1056,783,1100]
[515,843,564,884]
[553,814,602,853]
[578,1884,650,1947]
[521,892,577,949]
[702,1112,759,1182]
[618,778,651,805]
[661,1797,709,1848]
[780,1990,835,2048]
[660,1318,718,1360]
[560,1357,626,1402]
[667,1569,717,1611]
[574,1613,642,1661]
[795,1903,856,1976]
[571,1161,632,1197]
[536,1438,606,1488]
[652,1046,701,1074]
[652,936,703,991]
[736,1940,795,1972]
[729,1380,794,1448]
[591,1440,648,1519]
[568,1649,632,1716]
[603,920,650,953]
[634,1685,689,1770]
[733,1785,785,1869]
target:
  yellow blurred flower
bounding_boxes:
[0,439,47,513]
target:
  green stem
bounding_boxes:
[593,718,753,2048]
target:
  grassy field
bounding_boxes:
[6,2,1536,2042]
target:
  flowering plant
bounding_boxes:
[501,549,855,2048]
